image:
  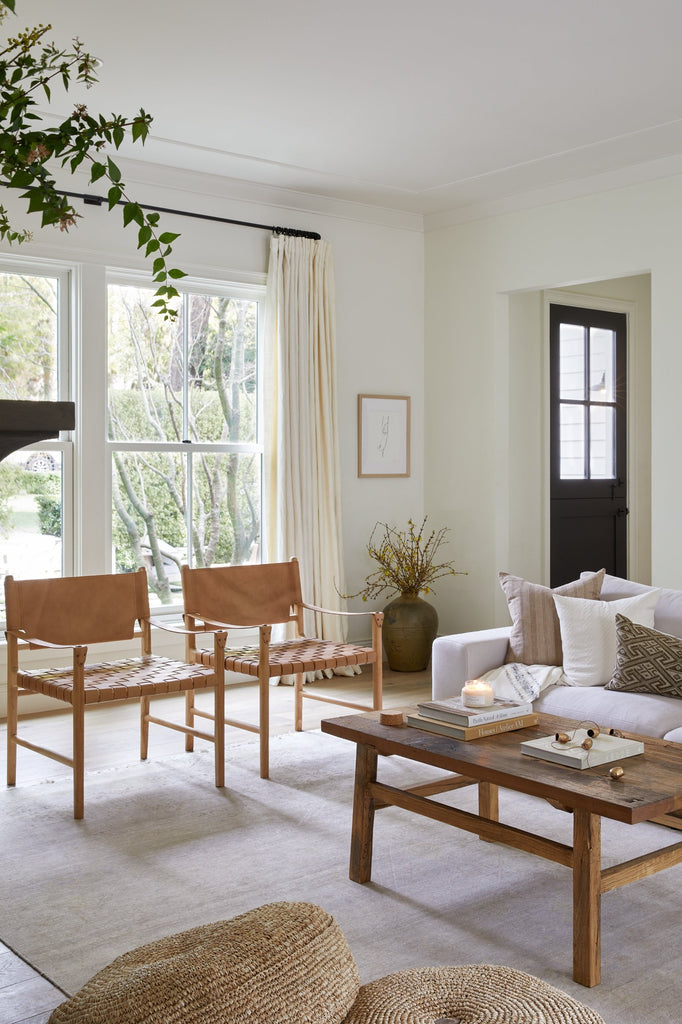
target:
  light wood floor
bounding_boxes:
[0,665,431,1022]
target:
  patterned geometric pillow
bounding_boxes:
[605,614,682,697]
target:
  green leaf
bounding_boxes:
[151,256,165,275]
[107,185,122,209]
[158,231,180,245]
[2,0,16,12]
[137,225,152,248]
[145,238,160,256]
[8,170,34,188]
[168,268,187,279]
[90,161,106,182]
[106,157,121,183]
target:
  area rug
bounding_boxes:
[2,728,682,1023]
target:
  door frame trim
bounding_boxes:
[543,290,639,582]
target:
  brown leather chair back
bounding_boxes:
[4,567,150,645]
[180,560,303,627]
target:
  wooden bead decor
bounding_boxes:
[380,711,405,727]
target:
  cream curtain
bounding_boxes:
[264,233,350,651]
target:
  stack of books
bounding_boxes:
[406,696,538,740]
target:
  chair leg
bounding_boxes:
[72,692,85,821]
[259,664,270,780]
[372,655,383,711]
[6,654,17,787]
[294,673,304,731]
[213,632,226,788]
[140,695,150,760]
[185,690,195,752]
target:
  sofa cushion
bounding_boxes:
[605,614,682,698]
[534,683,682,739]
[553,589,660,687]
[586,572,682,639]
[499,569,604,666]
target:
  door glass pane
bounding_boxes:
[108,285,182,442]
[589,327,615,403]
[590,405,615,479]
[190,452,261,568]
[559,404,585,479]
[0,272,59,400]
[0,451,63,618]
[559,323,584,399]
[187,295,258,444]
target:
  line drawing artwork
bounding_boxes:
[377,414,390,457]
[358,395,410,477]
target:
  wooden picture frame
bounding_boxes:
[357,394,410,477]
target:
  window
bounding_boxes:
[556,319,620,480]
[0,264,72,620]
[107,280,263,608]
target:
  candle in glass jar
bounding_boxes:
[461,678,495,707]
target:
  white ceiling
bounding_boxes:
[15,0,682,222]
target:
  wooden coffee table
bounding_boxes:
[320,710,682,987]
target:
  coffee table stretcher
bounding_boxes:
[324,712,682,988]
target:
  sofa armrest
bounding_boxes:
[431,627,511,700]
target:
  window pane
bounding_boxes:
[0,272,59,401]
[590,405,615,479]
[0,452,63,618]
[190,452,261,568]
[112,450,186,606]
[187,294,258,444]
[559,323,584,400]
[560,404,585,478]
[108,285,183,442]
[589,327,615,403]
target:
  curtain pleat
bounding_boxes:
[264,235,347,646]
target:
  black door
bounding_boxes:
[549,304,627,587]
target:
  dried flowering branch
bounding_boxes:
[0,1,184,319]
[345,517,467,601]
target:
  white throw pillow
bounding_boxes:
[553,589,661,687]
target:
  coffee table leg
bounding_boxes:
[350,743,378,884]
[573,808,601,987]
[478,781,499,821]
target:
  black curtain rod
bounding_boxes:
[7,183,322,240]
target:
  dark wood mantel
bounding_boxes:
[0,399,75,462]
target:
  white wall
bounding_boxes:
[0,161,425,715]
[425,174,680,635]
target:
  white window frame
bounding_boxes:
[0,255,75,583]
[105,270,266,616]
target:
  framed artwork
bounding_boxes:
[357,394,410,477]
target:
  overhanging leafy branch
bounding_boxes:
[0,0,185,318]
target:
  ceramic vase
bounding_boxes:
[382,592,438,672]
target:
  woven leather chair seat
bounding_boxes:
[47,902,360,1024]
[342,965,605,1024]
[19,655,215,704]
[193,637,375,676]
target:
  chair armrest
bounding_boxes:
[300,600,384,622]
[431,627,511,700]
[6,629,85,652]
[148,617,229,637]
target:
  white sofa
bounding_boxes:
[432,574,682,743]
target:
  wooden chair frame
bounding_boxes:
[5,568,227,819]
[180,558,384,779]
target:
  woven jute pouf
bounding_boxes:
[48,901,360,1024]
[341,965,605,1024]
